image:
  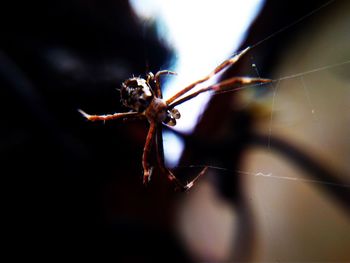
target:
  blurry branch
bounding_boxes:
[250,133,350,216]
[166,123,350,217]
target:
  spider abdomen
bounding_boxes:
[121,77,153,112]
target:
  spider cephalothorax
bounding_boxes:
[79,46,271,190]
[121,75,181,126]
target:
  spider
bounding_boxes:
[79,46,270,190]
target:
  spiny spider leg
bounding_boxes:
[154,124,180,185]
[155,124,207,191]
[154,70,177,98]
[142,121,156,184]
[78,109,144,122]
[168,77,272,108]
[184,166,208,190]
[166,46,251,105]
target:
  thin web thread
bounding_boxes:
[212,59,350,96]
[176,165,350,188]
[250,0,336,50]
[268,80,280,150]
[300,76,316,117]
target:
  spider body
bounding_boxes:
[120,77,153,112]
[144,97,168,123]
[121,75,181,126]
[79,46,271,190]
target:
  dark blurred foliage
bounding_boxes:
[1,1,188,261]
[1,0,348,261]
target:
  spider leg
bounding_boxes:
[168,77,272,108]
[166,46,251,105]
[154,70,177,98]
[156,124,208,191]
[155,124,181,184]
[142,121,156,184]
[78,109,144,122]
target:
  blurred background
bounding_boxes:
[1,0,349,262]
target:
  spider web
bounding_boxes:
[132,0,349,261]
[189,0,350,188]
[168,1,350,262]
